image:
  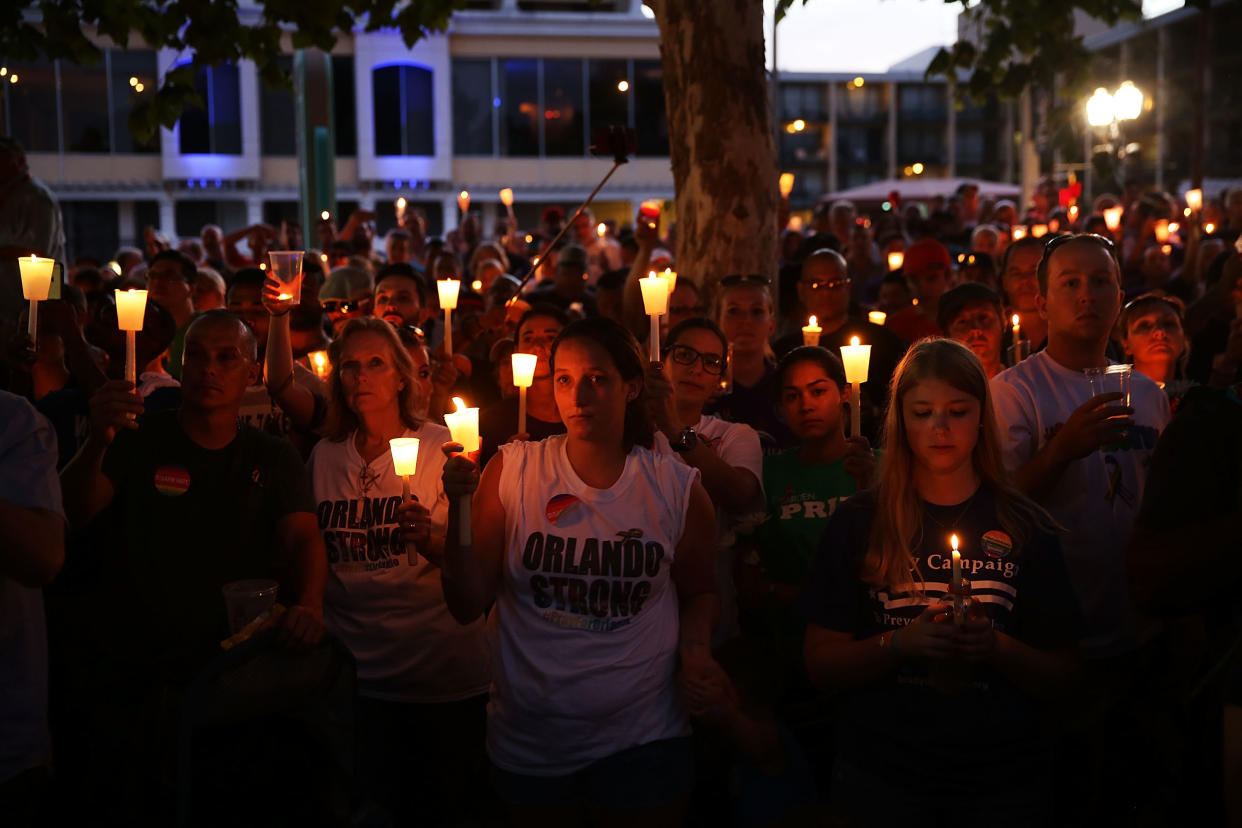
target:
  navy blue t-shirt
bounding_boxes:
[797,486,1082,790]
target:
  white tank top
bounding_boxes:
[488,435,700,775]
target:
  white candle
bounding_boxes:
[444,397,480,546]
[437,279,460,355]
[802,315,822,347]
[19,255,55,339]
[950,533,965,625]
[868,311,887,326]
[512,352,537,435]
[308,350,330,381]
[1103,206,1124,232]
[840,336,871,438]
[660,267,677,299]
[887,251,904,271]
[499,187,514,207]
[389,437,421,565]
[115,288,149,386]
[640,274,669,362]
[1186,188,1203,213]
[951,534,961,584]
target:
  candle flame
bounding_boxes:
[395,197,407,209]
[1206,223,1217,234]
[808,315,817,326]
[320,210,330,221]
[452,396,468,414]
[471,279,483,291]
[597,222,606,237]
[850,336,859,347]
[277,293,292,301]
[1012,314,1020,327]
[951,534,959,551]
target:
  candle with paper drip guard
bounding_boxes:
[389,437,421,565]
[640,273,670,362]
[499,187,515,221]
[868,311,886,326]
[1186,188,1203,213]
[18,255,55,339]
[445,397,481,546]
[802,315,822,347]
[308,350,330,381]
[1103,206,1124,233]
[659,267,677,299]
[437,278,460,355]
[115,289,149,386]
[779,172,794,198]
[950,533,967,625]
[839,336,871,438]
[887,251,904,271]
[511,352,537,435]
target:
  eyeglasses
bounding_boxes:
[321,300,358,314]
[801,278,852,292]
[665,344,725,375]
[720,274,771,287]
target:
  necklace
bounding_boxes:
[923,490,977,531]
[358,458,380,495]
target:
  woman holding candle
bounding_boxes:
[306,317,489,826]
[799,338,1081,823]
[440,318,721,824]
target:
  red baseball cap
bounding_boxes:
[902,238,952,278]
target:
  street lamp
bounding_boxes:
[1085,81,1145,188]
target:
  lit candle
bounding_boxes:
[1068,204,1079,222]
[512,352,537,435]
[868,310,886,326]
[320,210,330,221]
[389,437,421,565]
[660,267,677,299]
[499,187,516,221]
[951,533,961,584]
[887,251,904,271]
[1186,188,1203,213]
[1030,224,1049,239]
[779,172,795,198]
[788,215,804,233]
[115,288,149,386]
[950,533,965,625]
[308,350,331,380]
[18,255,55,339]
[640,273,670,362]
[268,251,303,313]
[471,279,483,292]
[1161,244,1172,255]
[1012,313,1021,342]
[802,315,822,347]
[437,279,460,355]
[1168,221,1180,236]
[395,196,407,225]
[444,397,480,546]
[1205,222,1217,235]
[1103,206,1124,233]
[839,336,871,437]
[457,190,470,215]
[1011,226,1028,241]
[596,222,607,239]
[1154,220,1169,244]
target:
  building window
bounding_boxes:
[782,84,827,122]
[543,59,584,156]
[837,82,888,120]
[837,125,886,167]
[373,64,435,157]
[500,58,539,156]
[109,50,159,153]
[333,56,357,157]
[452,58,494,155]
[633,60,668,156]
[61,200,120,261]
[897,129,944,164]
[175,200,247,239]
[260,57,296,156]
[60,61,110,152]
[3,58,58,152]
[955,130,985,166]
[588,59,628,139]
[179,63,243,155]
[898,83,946,122]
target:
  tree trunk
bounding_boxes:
[652,0,778,293]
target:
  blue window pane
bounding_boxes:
[543,59,583,156]
[178,63,242,155]
[373,64,435,157]
[452,58,493,155]
[500,59,538,156]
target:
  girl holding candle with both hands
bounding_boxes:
[303,317,490,826]
[440,318,722,825]
[798,338,1082,824]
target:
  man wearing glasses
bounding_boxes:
[775,249,906,440]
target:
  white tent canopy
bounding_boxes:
[818,177,1022,205]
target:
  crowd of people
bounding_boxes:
[3,166,1242,828]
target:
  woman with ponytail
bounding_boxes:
[798,338,1082,825]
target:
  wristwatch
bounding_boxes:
[671,426,698,454]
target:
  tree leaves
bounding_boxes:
[2,0,467,142]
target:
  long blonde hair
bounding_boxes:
[864,338,1058,591]
[323,317,424,441]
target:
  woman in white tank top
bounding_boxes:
[440,318,723,825]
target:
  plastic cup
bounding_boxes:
[1084,364,1132,407]
[222,579,280,635]
[267,251,305,313]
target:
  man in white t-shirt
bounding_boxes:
[991,234,1170,657]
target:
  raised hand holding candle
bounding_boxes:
[389,437,421,565]
[437,279,460,355]
[512,352,537,435]
[457,190,471,216]
[267,251,304,313]
[802,315,822,347]
[640,273,670,362]
[445,397,480,546]
[868,311,887,326]
[887,251,904,271]
[115,288,149,386]
[19,255,55,339]
[839,336,871,437]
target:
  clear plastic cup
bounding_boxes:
[267,251,304,313]
[222,579,280,635]
[1084,364,1132,407]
